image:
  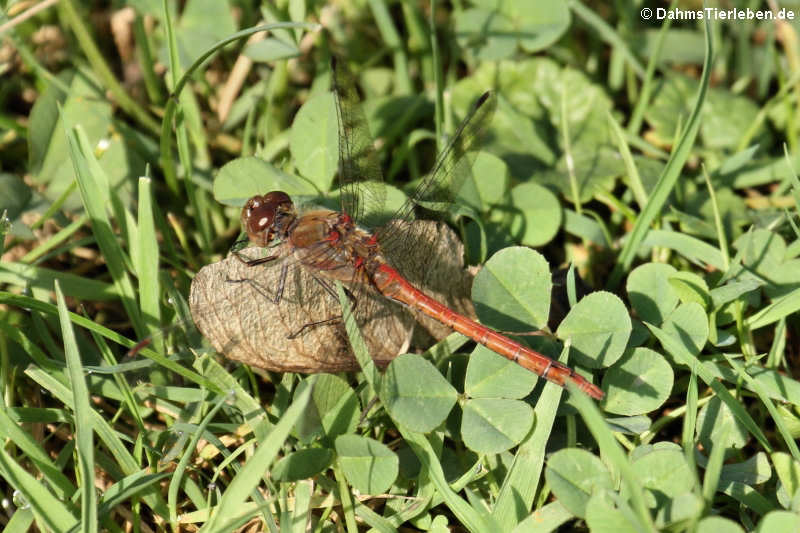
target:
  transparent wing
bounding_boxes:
[377,91,496,282]
[189,249,412,372]
[331,56,386,227]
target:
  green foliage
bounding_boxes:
[334,434,398,495]
[3,1,800,532]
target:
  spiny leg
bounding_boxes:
[285,274,358,339]
[225,261,288,305]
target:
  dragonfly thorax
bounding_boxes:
[241,191,297,247]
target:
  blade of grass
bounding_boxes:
[719,480,774,516]
[423,331,471,366]
[175,107,212,251]
[607,110,647,208]
[29,180,78,232]
[569,0,645,78]
[701,419,730,507]
[567,382,657,532]
[0,262,117,300]
[161,0,212,251]
[682,369,699,479]
[0,292,220,392]
[160,20,319,196]
[57,0,160,134]
[23,366,171,517]
[290,480,315,533]
[136,177,163,354]
[646,323,772,451]
[161,0,182,197]
[701,165,731,271]
[98,471,172,519]
[353,498,398,533]
[332,461,359,533]
[56,280,97,532]
[510,500,573,533]
[21,213,89,264]
[595,189,638,223]
[368,0,412,94]
[608,14,713,289]
[626,0,677,134]
[493,345,569,529]
[640,229,726,270]
[168,390,232,528]
[721,353,800,460]
[0,447,79,533]
[562,83,581,215]
[402,1,432,82]
[65,124,146,338]
[0,406,75,499]
[132,12,164,104]
[743,285,800,330]
[336,282,380,390]
[7,31,71,97]
[400,429,498,532]
[203,383,312,533]
[766,318,787,369]
[783,143,800,211]
[0,322,61,371]
[429,0,443,150]
[87,326,154,468]
[194,356,273,440]
[737,70,800,152]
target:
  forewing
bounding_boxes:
[331,57,386,226]
[377,91,496,253]
[377,91,496,295]
[189,249,412,372]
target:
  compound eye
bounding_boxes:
[241,196,276,243]
[263,191,292,207]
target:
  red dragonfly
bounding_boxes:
[223,58,603,400]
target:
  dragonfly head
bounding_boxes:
[241,191,296,246]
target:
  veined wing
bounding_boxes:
[331,56,386,227]
[376,90,496,282]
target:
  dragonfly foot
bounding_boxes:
[286,315,343,339]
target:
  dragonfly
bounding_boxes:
[193,57,604,400]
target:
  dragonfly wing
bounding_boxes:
[189,249,413,372]
[380,218,478,342]
[377,91,496,255]
[331,56,387,226]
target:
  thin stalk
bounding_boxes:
[58,0,160,134]
[368,0,412,94]
[627,0,677,134]
[133,13,164,105]
[430,0,444,151]
[333,462,359,533]
[701,164,730,271]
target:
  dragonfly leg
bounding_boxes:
[226,257,290,305]
[273,262,288,304]
[230,236,250,252]
[225,276,274,303]
[311,275,358,308]
[232,249,280,267]
[225,270,285,305]
[286,315,343,340]
[285,275,357,339]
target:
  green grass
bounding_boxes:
[2,1,800,532]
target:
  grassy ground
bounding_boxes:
[2,1,800,532]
